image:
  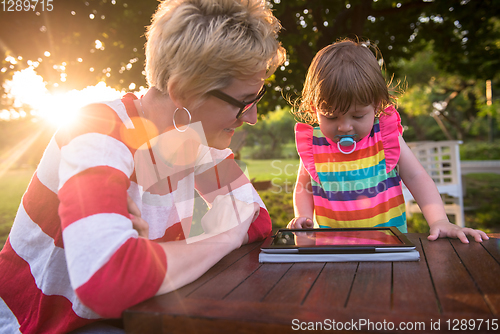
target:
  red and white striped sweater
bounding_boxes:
[0,94,271,333]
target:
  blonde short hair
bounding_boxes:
[295,39,395,125]
[145,0,286,104]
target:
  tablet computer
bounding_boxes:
[260,227,416,254]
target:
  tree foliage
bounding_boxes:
[242,106,296,159]
[271,0,500,107]
[0,0,156,93]
[396,42,500,141]
[1,0,499,113]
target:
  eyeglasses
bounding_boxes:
[208,85,267,119]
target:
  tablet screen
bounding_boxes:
[272,229,403,247]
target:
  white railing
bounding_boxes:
[402,141,465,227]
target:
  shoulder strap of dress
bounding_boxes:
[378,106,403,173]
[295,123,320,183]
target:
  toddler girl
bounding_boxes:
[288,39,488,244]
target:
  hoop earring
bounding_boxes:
[173,107,191,132]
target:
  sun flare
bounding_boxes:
[1,67,146,128]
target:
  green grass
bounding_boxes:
[0,169,33,247]
[242,158,299,183]
[258,189,294,228]
[0,165,498,248]
[240,158,299,229]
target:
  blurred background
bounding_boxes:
[1,0,499,246]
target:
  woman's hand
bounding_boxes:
[155,197,259,296]
[428,219,489,244]
[127,195,149,238]
[200,195,260,247]
[287,216,314,229]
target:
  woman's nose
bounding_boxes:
[240,105,258,125]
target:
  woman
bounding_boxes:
[0,0,286,332]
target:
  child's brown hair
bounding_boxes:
[294,38,397,125]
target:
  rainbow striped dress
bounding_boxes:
[295,107,407,232]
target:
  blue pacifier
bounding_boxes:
[336,135,357,154]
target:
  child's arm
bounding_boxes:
[397,136,489,243]
[287,159,315,229]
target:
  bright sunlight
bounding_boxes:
[1,67,146,127]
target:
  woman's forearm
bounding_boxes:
[156,198,258,295]
[156,231,238,295]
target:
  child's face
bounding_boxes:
[316,104,376,142]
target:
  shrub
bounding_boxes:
[460,140,500,160]
[257,188,294,228]
[243,107,296,159]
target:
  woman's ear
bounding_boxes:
[167,80,186,110]
[167,80,201,113]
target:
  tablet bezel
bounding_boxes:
[260,227,416,254]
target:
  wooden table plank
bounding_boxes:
[345,262,392,311]
[262,262,324,304]
[160,313,289,334]
[123,311,163,334]
[125,297,500,334]
[128,299,298,334]
[451,238,500,315]
[224,262,292,302]
[482,234,500,263]
[124,234,500,334]
[127,241,260,312]
[392,234,440,315]
[421,237,491,315]
[187,245,262,300]
[301,262,358,309]
[165,241,260,300]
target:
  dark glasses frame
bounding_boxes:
[208,85,267,119]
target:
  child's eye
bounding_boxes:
[353,114,366,119]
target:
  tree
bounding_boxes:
[397,41,500,141]
[1,0,499,112]
[0,0,157,94]
[242,106,297,159]
[271,0,500,108]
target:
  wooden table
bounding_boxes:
[123,233,500,333]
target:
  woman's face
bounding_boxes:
[316,104,376,142]
[190,70,267,150]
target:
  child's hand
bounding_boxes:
[428,219,489,244]
[287,217,314,229]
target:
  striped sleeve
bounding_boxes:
[194,148,271,243]
[56,103,167,318]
